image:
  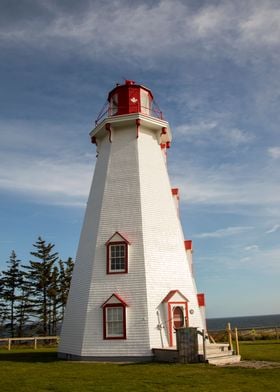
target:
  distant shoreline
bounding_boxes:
[208,313,280,320]
[206,313,280,330]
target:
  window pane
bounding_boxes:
[109,244,126,271]
[106,307,124,337]
[140,90,150,115]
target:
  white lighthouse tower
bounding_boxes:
[58,80,206,361]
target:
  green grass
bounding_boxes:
[239,340,280,362]
[0,343,280,392]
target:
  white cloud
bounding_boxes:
[0,153,92,206]
[175,121,253,146]
[221,128,253,146]
[240,5,280,47]
[194,226,252,239]
[197,243,280,275]
[1,0,279,66]
[171,160,280,211]
[239,246,280,272]
[244,245,259,251]
[192,4,230,37]
[0,120,94,207]
[175,121,217,136]
[268,147,280,159]
[266,224,280,234]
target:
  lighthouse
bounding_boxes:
[58,80,206,361]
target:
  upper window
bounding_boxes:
[109,243,126,272]
[106,232,130,274]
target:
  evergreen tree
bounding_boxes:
[48,265,60,335]
[24,237,59,335]
[15,272,31,337]
[1,251,23,337]
[0,273,8,334]
[58,257,74,318]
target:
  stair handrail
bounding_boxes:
[196,328,207,361]
[226,322,233,350]
[234,327,240,356]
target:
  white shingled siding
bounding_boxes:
[59,135,112,355]
[79,124,151,357]
[137,125,204,348]
[60,123,151,357]
[59,116,205,358]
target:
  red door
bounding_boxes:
[173,306,184,329]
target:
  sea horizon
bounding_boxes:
[208,312,280,320]
[206,313,280,330]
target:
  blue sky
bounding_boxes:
[0,0,279,318]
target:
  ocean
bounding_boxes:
[206,314,280,331]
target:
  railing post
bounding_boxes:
[202,329,207,361]
[34,338,37,350]
[227,323,233,350]
[234,327,240,355]
[8,339,11,351]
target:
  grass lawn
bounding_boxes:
[0,342,279,392]
[239,340,280,362]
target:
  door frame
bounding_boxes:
[167,301,188,347]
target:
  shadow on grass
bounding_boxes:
[0,350,59,363]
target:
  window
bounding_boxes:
[102,294,127,340]
[105,306,125,338]
[109,243,126,272]
[106,232,130,274]
[110,93,118,115]
[140,89,151,115]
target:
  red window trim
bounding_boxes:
[103,303,127,340]
[106,241,128,274]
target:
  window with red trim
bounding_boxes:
[103,304,126,339]
[107,242,128,274]
[106,232,130,274]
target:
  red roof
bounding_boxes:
[106,231,130,245]
[162,290,189,303]
[101,293,128,308]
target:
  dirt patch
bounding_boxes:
[223,360,280,369]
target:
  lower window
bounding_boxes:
[104,305,126,339]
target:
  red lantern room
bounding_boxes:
[108,80,154,116]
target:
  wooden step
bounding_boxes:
[206,350,235,358]
[207,355,241,366]
[205,343,229,351]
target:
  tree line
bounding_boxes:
[0,237,74,338]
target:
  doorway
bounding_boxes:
[173,306,184,329]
